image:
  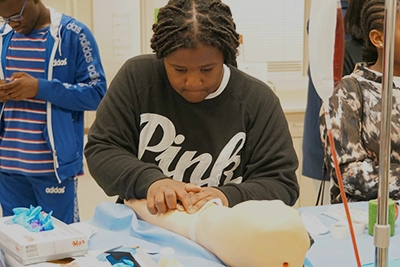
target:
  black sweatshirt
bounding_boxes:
[85,54,299,207]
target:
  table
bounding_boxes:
[86,202,225,267]
[2,201,399,267]
[298,202,400,267]
[87,201,400,267]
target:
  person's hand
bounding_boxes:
[0,79,7,101]
[146,179,201,214]
[0,72,39,102]
[187,187,229,213]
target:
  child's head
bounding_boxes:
[150,0,240,67]
[0,0,43,35]
[361,0,400,64]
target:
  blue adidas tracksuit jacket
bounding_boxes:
[0,7,107,182]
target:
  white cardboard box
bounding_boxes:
[0,216,87,266]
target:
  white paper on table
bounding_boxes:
[320,206,368,227]
[301,212,330,236]
[69,221,98,240]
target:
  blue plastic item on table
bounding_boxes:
[11,205,54,232]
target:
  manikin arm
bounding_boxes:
[124,199,310,267]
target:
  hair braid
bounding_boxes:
[361,0,400,63]
[344,0,365,41]
[150,0,240,67]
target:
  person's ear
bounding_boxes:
[369,29,384,49]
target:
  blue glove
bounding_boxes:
[12,205,54,232]
[104,247,138,267]
[111,258,135,267]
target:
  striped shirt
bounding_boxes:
[0,27,54,175]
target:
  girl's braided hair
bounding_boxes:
[150,0,240,67]
[361,0,400,63]
[344,0,365,41]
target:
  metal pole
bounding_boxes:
[375,0,396,266]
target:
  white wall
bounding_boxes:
[92,0,141,85]
[42,0,93,29]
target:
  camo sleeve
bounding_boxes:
[320,77,380,203]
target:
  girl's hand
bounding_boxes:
[146,179,201,214]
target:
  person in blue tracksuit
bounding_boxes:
[0,0,106,223]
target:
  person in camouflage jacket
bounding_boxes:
[321,63,400,203]
[320,0,400,203]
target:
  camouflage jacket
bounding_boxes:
[320,62,400,203]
